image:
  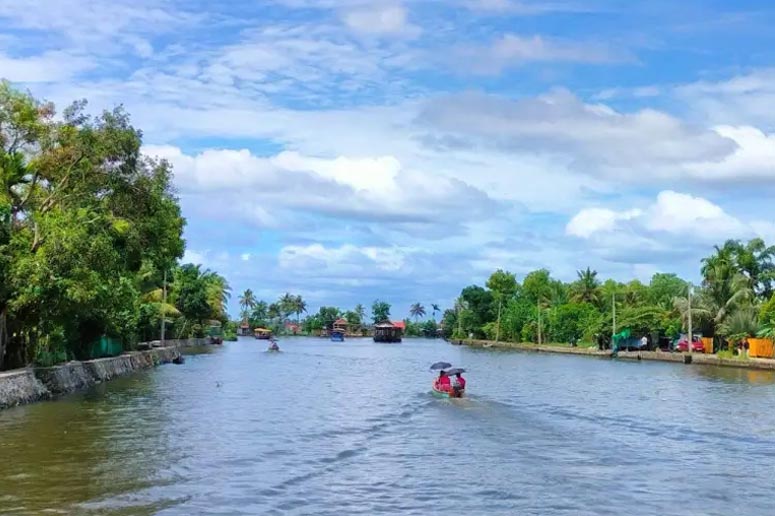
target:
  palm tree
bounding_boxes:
[251,300,268,322]
[431,303,441,321]
[354,303,366,325]
[571,267,600,305]
[203,271,231,320]
[279,293,295,321]
[293,295,307,323]
[239,289,257,315]
[718,306,758,347]
[409,302,426,321]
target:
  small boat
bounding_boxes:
[267,344,280,352]
[432,384,464,398]
[330,330,345,342]
[255,328,272,340]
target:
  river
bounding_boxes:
[2,337,775,515]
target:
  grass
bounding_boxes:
[716,349,749,360]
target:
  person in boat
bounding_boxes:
[452,372,466,395]
[435,370,451,392]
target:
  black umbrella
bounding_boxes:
[446,368,466,375]
[430,361,452,370]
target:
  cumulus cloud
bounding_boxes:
[418,89,737,179]
[567,191,767,250]
[683,126,775,182]
[144,144,497,234]
[675,68,775,128]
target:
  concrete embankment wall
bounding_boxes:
[459,339,775,371]
[0,339,205,410]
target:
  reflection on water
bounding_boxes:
[2,338,775,515]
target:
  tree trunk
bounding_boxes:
[0,306,6,371]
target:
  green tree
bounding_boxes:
[647,273,688,309]
[354,303,366,324]
[239,289,257,314]
[409,302,426,321]
[431,303,441,321]
[372,299,391,324]
[570,267,600,305]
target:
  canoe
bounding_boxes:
[432,385,464,398]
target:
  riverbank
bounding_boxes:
[457,339,775,371]
[0,339,207,410]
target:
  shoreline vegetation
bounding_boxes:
[1,84,232,371]
[439,241,775,361]
[457,339,775,371]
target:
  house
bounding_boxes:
[391,321,406,333]
[239,320,251,336]
[333,318,349,333]
[285,322,300,335]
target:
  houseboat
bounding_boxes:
[254,327,272,340]
[331,318,348,342]
[374,322,402,343]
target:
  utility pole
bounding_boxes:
[496,298,502,342]
[612,292,616,347]
[537,299,542,346]
[687,283,693,354]
[160,269,167,345]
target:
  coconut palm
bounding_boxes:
[251,300,268,322]
[409,302,426,321]
[570,267,600,305]
[431,303,441,321]
[354,303,366,324]
[293,295,307,323]
[239,289,257,314]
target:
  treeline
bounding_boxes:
[0,84,229,369]
[441,239,775,350]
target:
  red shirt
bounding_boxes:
[438,376,451,390]
[455,376,466,389]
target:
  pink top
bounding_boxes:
[437,376,451,391]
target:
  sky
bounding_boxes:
[3,0,775,318]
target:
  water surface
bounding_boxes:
[2,337,775,515]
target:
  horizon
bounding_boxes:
[4,0,775,316]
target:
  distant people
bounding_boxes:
[453,373,466,395]
[570,336,577,347]
[435,371,451,392]
[641,335,648,350]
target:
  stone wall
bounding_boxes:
[0,369,49,409]
[0,344,184,410]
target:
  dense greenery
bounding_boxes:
[445,240,775,353]
[0,84,229,369]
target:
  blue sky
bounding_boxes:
[3,0,775,318]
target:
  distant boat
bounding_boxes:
[374,322,402,343]
[331,318,348,342]
[254,328,272,340]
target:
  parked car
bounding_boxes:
[675,336,705,353]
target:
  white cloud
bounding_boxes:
[419,89,736,179]
[457,34,629,73]
[143,144,496,234]
[0,51,95,82]
[675,68,775,128]
[279,243,409,273]
[567,207,642,238]
[341,3,419,36]
[568,190,761,242]
[240,253,251,262]
[683,126,775,181]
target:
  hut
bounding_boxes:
[374,322,402,343]
[239,320,251,336]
